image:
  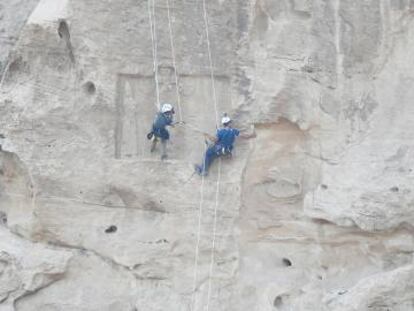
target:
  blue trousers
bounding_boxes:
[198,144,232,174]
[152,126,169,141]
[200,146,219,173]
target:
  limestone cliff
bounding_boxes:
[1,0,414,310]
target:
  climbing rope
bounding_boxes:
[147,0,161,109]
[147,6,214,308]
[166,0,183,122]
[191,1,223,310]
[0,60,11,91]
[191,159,206,311]
[151,3,208,308]
[201,1,222,309]
[201,1,220,125]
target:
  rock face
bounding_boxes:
[1,0,414,310]
[0,0,40,76]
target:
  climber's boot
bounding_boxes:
[194,164,207,176]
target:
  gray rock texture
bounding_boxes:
[1,0,414,310]
[0,0,40,76]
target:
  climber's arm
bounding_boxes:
[203,133,217,143]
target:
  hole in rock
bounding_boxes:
[8,57,23,73]
[390,186,399,192]
[156,239,168,244]
[302,64,314,73]
[57,20,75,62]
[273,296,283,307]
[0,212,7,225]
[4,57,27,82]
[58,20,70,39]
[282,258,292,267]
[83,81,96,95]
[321,184,328,190]
[105,225,117,234]
[312,218,333,225]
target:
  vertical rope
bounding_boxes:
[166,0,183,121]
[191,161,206,311]
[188,0,223,309]
[147,0,161,109]
[201,0,219,126]
[0,60,11,91]
[206,159,221,311]
[201,0,222,310]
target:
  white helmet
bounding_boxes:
[221,115,231,125]
[161,103,173,113]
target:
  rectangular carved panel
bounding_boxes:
[115,74,156,159]
[115,73,231,161]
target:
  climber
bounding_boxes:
[147,103,175,160]
[194,114,240,176]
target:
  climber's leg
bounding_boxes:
[161,139,168,160]
[195,146,217,176]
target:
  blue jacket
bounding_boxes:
[153,112,173,129]
[152,112,173,140]
[216,127,240,151]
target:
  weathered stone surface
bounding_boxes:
[0,226,72,310]
[326,265,414,311]
[0,0,40,77]
[1,0,414,310]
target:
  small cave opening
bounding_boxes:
[105,225,117,234]
[8,57,23,73]
[282,258,292,267]
[57,19,75,62]
[83,81,96,95]
[390,186,399,192]
[3,57,25,83]
[0,212,7,225]
[273,295,283,308]
[58,20,70,39]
